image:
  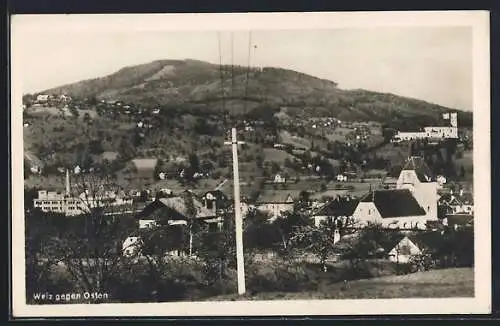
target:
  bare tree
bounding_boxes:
[43,172,136,301]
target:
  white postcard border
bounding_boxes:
[10,10,491,317]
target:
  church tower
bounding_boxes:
[396,156,438,221]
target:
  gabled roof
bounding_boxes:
[360,189,426,218]
[439,192,474,206]
[136,195,215,221]
[400,156,434,182]
[255,191,297,204]
[313,196,359,217]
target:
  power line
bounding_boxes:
[243,31,252,116]
[231,32,235,99]
[218,32,227,129]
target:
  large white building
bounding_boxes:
[352,156,439,229]
[392,112,458,142]
[33,170,133,216]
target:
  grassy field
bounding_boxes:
[263,148,297,163]
[279,130,311,149]
[209,268,474,301]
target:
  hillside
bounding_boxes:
[37,59,471,125]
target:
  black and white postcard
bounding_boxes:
[10,11,491,317]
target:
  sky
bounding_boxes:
[13,16,473,111]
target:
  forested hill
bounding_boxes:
[35,59,472,126]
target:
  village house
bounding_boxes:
[201,190,230,216]
[135,193,220,232]
[384,235,423,264]
[438,191,474,215]
[442,214,474,230]
[273,173,286,184]
[311,195,359,227]
[36,94,49,103]
[255,191,296,221]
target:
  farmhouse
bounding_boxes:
[438,192,474,215]
[384,235,423,264]
[255,191,296,220]
[135,194,220,231]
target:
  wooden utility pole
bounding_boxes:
[224,127,246,295]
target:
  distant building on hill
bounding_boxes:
[392,112,458,142]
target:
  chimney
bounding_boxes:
[65,169,70,196]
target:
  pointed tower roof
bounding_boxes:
[401,156,434,182]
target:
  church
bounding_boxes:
[351,156,439,230]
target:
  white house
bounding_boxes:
[274,174,286,184]
[387,236,422,264]
[122,236,142,257]
[255,192,295,221]
[139,220,158,229]
[336,174,348,182]
[36,94,49,102]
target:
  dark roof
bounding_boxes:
[446,214,474,226]
[136,195,215,221]
[400,156,434,182]
[313,196,359,217]
[255,191,299,204]
[439,192,474,206]
[360,189,426,218]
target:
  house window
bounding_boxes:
[206,200,214,210]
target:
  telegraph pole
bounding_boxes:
[224,127,246,295]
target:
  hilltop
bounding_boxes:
[35,59,471,125]
[23,59,473,193]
